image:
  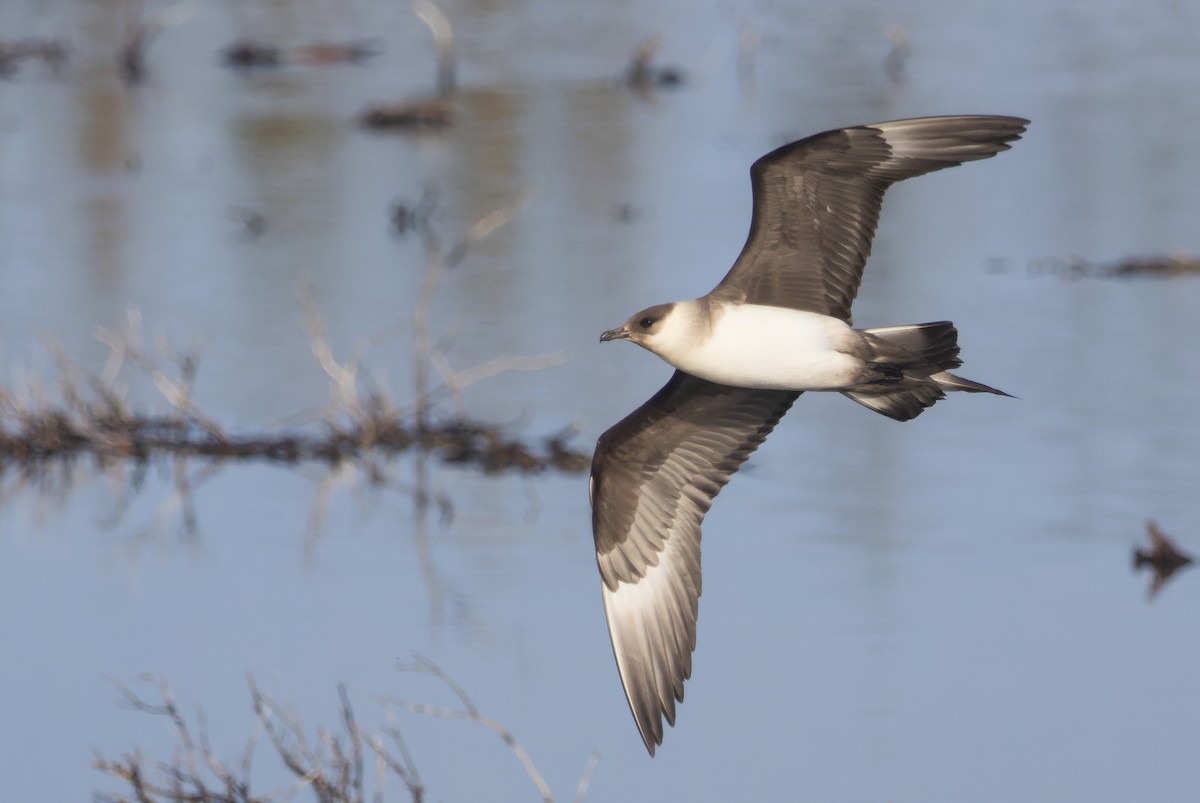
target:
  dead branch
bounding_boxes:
[0,310,586,475]
[386,656,555,802]
[95,668,598,802]
[572,750,602,803]
[96,675,425,803]
[0,192,585,548]
[410,190,535,429]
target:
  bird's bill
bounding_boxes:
[600,326,632,343]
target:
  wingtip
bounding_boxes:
[995,115,1031,143]
[629,696,664,756]
[876,114,1030,144]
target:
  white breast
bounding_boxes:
[652,302,862,391]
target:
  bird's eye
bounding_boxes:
[639,317,655,329]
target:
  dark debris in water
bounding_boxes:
[356,0,457,135]
[1133,519,1194,601]
[430,421,590,474]
[0,405,589,476]
[359,99,454,132]
[221,39,283,69]
[221,39,380,71]
[0,38,68,77]
[624,34,686,96]
[1101,255,1200,278]
[0,317,589,480]
[999,254,1200,279]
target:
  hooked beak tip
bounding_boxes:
[600,327,629,343]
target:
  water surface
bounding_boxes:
[2,1,1200,801]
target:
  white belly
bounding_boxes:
[661,304,862,390]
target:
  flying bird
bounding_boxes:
[590,115,1028,755]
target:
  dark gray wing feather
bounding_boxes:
[590,371,798,754]
[710,115,1029,322]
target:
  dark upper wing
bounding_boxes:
[590,370,798,755]
[709,115,1029,322]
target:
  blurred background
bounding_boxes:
[2,0,1199,801]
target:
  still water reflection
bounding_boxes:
[3,0,1200,801]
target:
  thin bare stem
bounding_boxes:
[415,0,455,96]
[572,751,602,803]
[388,656,554,803]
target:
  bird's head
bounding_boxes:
[600,303,677,351]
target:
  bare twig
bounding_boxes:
[415,0,455,96]
[95,670,596,802]
[357,2,456,132]
[387,656,554,803]
[572,751,603,803]
[411,190,535,429]
[0,307,586,473]
[429,351,571,418]
[1,193,585,550]
[94,311,227,441]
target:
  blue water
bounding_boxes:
[2,0,1200,801]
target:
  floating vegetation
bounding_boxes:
[0,194,585,482]
[0,315,584,478]
[0,362,586,475]
[0,192,574,549]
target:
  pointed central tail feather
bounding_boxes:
[842,321,1010,421]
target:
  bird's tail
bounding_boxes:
[842,321,1011,421]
